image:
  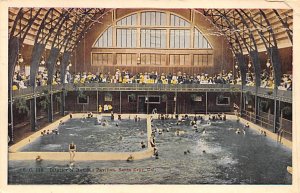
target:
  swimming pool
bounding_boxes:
[8,115,292,184]
[19,116,148,152]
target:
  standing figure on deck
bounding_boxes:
[69,142,76,163]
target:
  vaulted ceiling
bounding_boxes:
[9,8,293,54]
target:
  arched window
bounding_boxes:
[91,10,213,67]
[194,28,211,49]
[93,26,113,48]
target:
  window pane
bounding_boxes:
[170,30,174,48]
[103,30,107,46]
[132,29,136,48]
[151,12,155,25]
[155,30,160,48]
[174,30,179,48]
[174,15,179,26]
[185,30,190,48]
[127,29,132,48]
[108,27,112,47]
[146,12,151,26]
[146,29,150,47]
[150,30,156,48]
[121,29,126,47]
[170,14,174,26]
[161,30,166,48]
[179,30,184,48]
[160,13,167,25]
[156,12,161,25]
[132,14,137,25]
[141,29,145,47]
[141,12,145,25]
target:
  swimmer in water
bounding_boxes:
[116,123,119,127]
[127,155,134,162]
[118,136,123,140]
[235,128,241,134]
[244,122,250,128]
[35,155,43,162]
[158,129,163,135]
[141,141,146,148]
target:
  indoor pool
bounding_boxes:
[9,118,292,184]
[19,116,148,152]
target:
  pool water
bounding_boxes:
[20,116,148,152]
[9,118,292,184]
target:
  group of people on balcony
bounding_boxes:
[72,69,237,85]
[243,70,292,91]
[12,68,292,91]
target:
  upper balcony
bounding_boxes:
[11,83,292,103]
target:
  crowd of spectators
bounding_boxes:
[72,69,238,85]
[12,68,292,91]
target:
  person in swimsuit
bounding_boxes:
[69,142,76,163]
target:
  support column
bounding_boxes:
[205,91,208,114]
[174,91,177,114]
[30,94,37,131]
[96,90,99,113]
[254,86,259,123]
[119,91,122,114]
[60,52,71,116]
[60,90,65,116]
[48,86,54,122]
[8,37,20,143]
[273,89,279,133]
[146,91,149,114]
[240,85,244,116]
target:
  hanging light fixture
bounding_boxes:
[248,54,252,68]
[40,56,45,65]
[248,61,251,68]
[18,54,24,63]
[266,58,271,68]
[235,62,238,69]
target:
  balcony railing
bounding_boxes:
[11,83,291,103]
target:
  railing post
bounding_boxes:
[30,87,37,132]
[48,85,54,122]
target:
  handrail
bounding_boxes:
[11,83,291,103]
